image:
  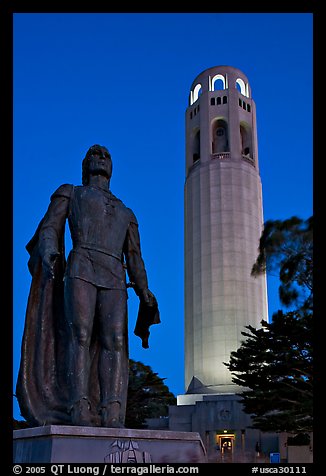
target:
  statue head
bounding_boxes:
[82,144,112,185]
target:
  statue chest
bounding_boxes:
[68,186,130,244]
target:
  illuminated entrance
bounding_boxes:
[216,431,235,454]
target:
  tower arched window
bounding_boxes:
[211,74,226,91]
[191,83,202,105]
[193,129,200,163]
[236,78,249,97]
[240,121,253,158]
[212,119,229,154]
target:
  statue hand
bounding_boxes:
[139,288,157,307]
[42,251,60,279]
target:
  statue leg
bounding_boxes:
[64,277,97,425]
[97,289,129,427]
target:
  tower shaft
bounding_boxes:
[184,66,268,394]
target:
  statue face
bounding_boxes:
[88,146,112,179]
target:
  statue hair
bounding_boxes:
[82,144,112,185]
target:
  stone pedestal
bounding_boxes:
[13,425,207,463]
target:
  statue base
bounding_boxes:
[13,425,207,463]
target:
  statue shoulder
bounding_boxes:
[126,207,138,225]
[50,183,74,200]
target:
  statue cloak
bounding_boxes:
[15,214,102,426]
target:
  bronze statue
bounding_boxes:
[16,145,160,428]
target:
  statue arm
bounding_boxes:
[38,184,72,277]
[123,219,149,299]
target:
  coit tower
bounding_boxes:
[184,65,268,394]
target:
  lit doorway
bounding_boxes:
[221,437,233,452]
[216,432,235,456]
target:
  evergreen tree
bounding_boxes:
[225,309,312,432]
[225,216,313,433]
[12,418,29,430]
[251,216,312,310]
[126,359,176,429]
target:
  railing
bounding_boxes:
[211,152,231,160]
[210,152,255,167]
[241,154,255,166]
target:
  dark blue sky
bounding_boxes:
[13,13,313,420]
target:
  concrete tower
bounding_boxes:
[168,66,279,457]
[184,65,268,395]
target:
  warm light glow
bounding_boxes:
[211,74,226,91]
[236,77,248,97]
[191,83,202,105]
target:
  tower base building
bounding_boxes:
[168,394,279,462]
